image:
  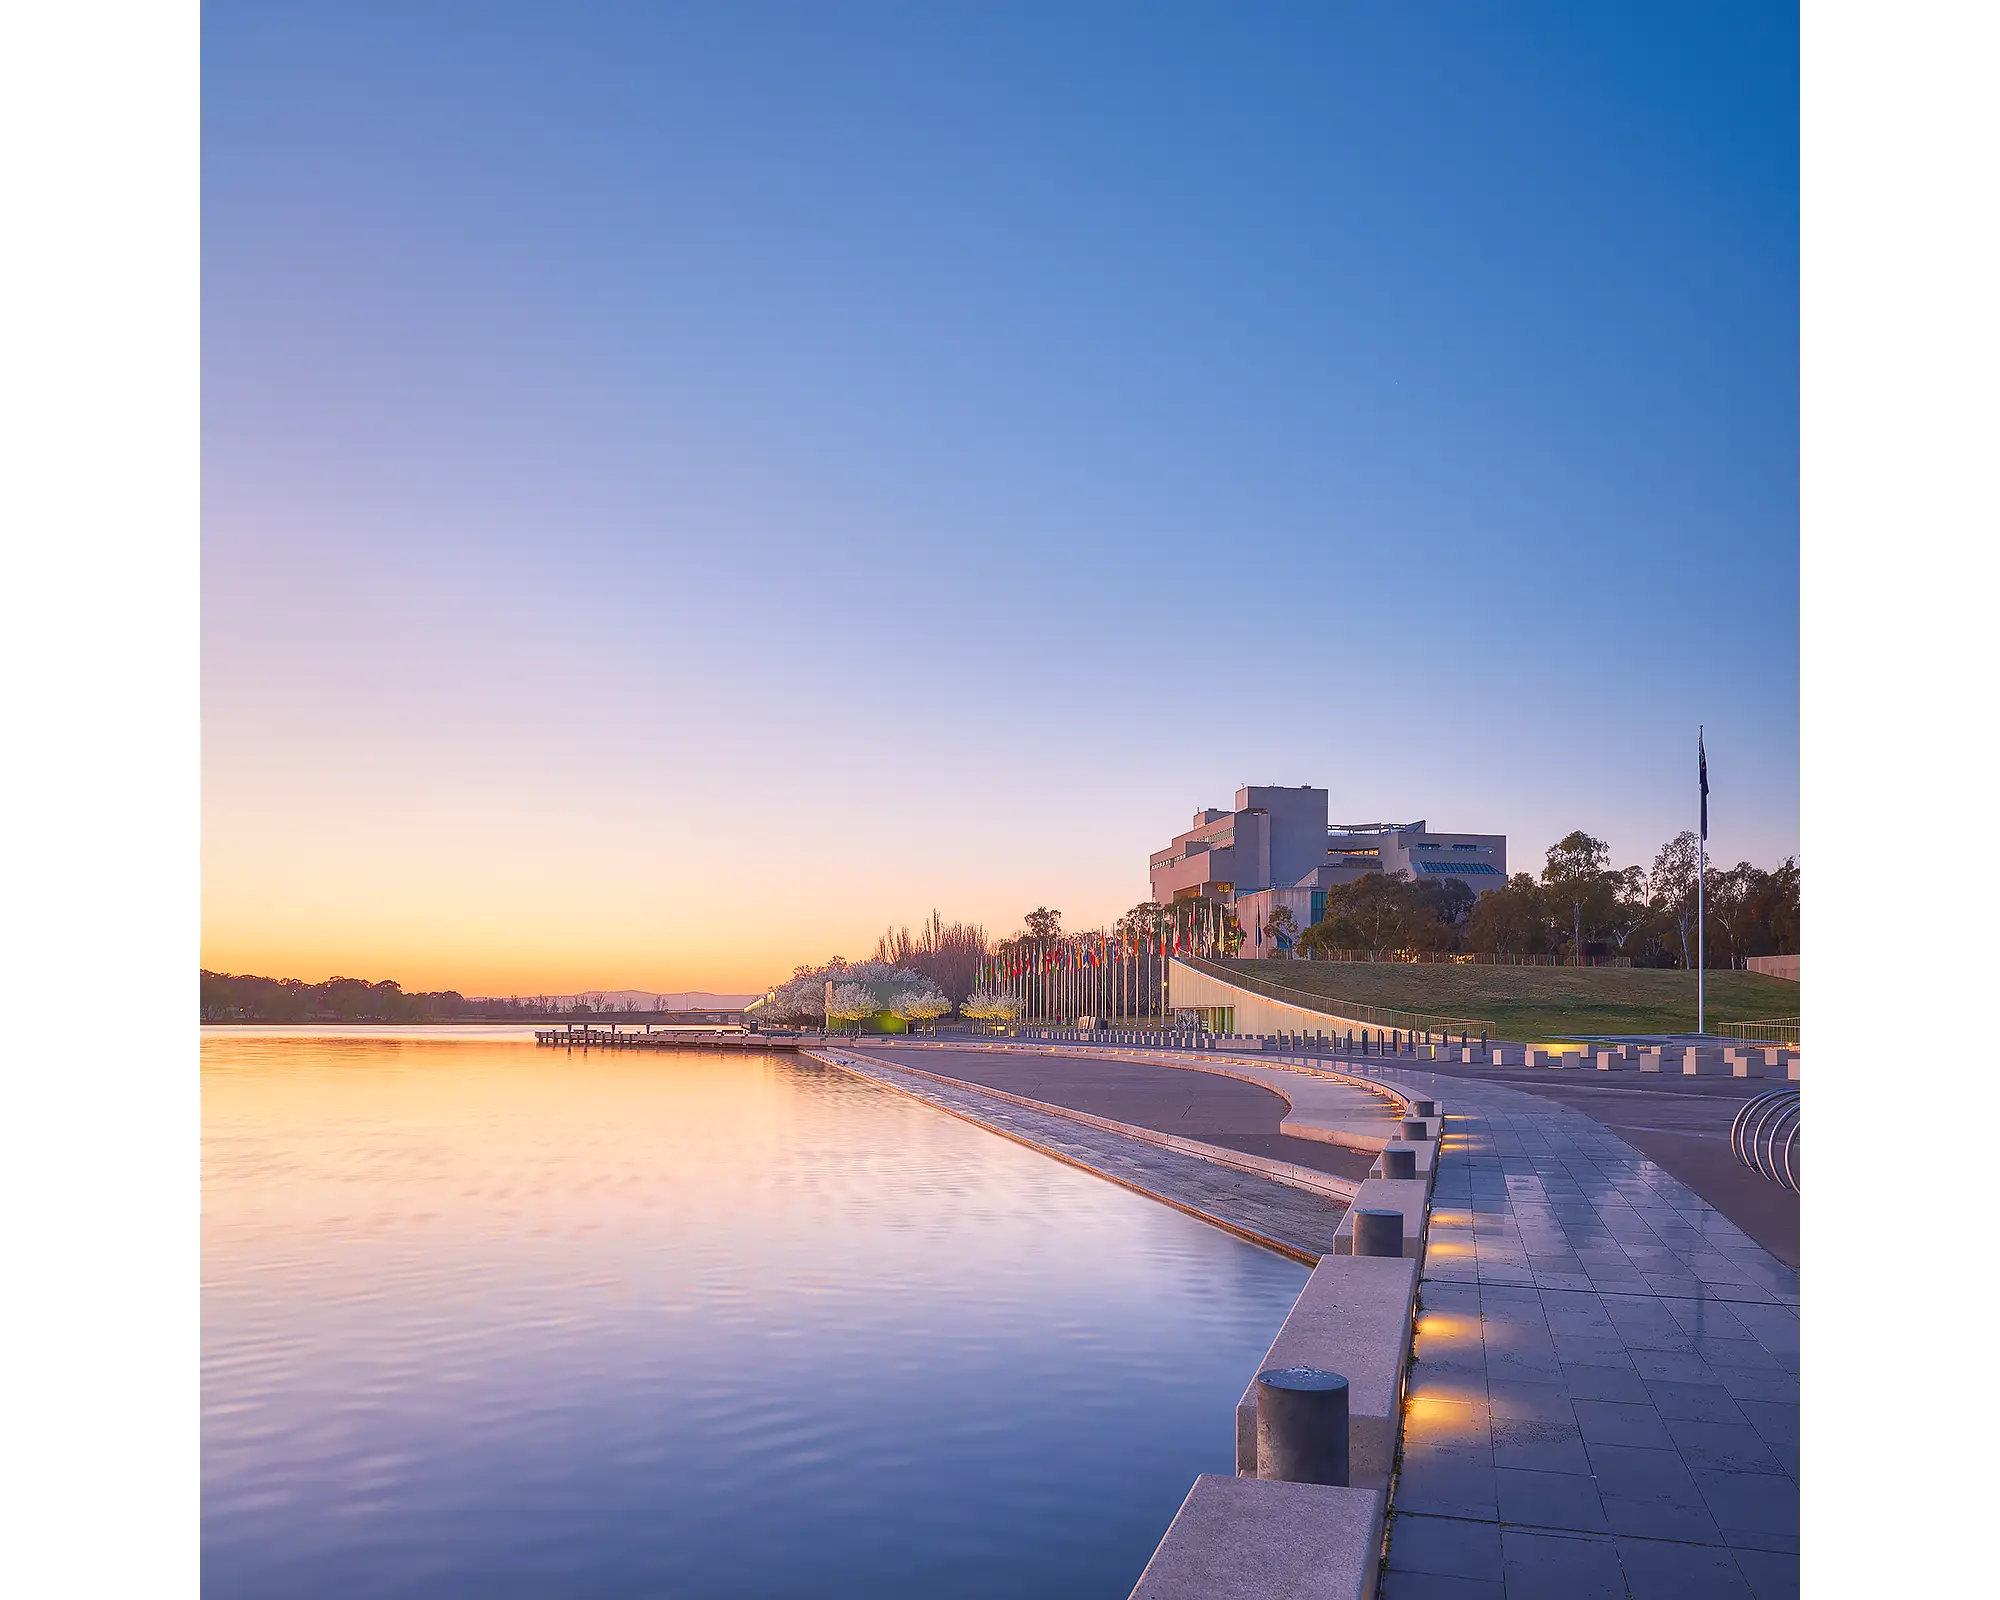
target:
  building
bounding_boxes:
[1147,784,1506,953]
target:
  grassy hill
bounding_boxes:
[1215,959,1798,1041]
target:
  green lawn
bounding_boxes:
[1217,958,1798,1041]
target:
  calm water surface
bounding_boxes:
[203,1034,1307,1597]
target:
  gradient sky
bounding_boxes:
[203,2,1798,995]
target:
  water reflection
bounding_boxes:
[203,1035,1306,1597]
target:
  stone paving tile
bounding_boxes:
[1382,1572,1507,1600]
[1499,1529,1626,1598]
[1661,1416,1788,1476]
[1386,1513,1504,1580]
[1692,1468,1799,1548]
[1644,1379,1750,1424]
[1485,1383,1575,1426]
[1572,1398,1675,1450]
[1493,1466,1609,1533]
[1395,1448,1500,1522]
[1732,1399,1799,1448]
[1489,1417,1591,1474]
[1730,1545,1802,1599]
[1560,1363,1653,1404]
[1372,1066,1799,1599]
[1614,1536,1756,1599]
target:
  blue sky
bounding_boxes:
[202,2,1798,990]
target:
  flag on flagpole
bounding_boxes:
[1698,730,1709,841]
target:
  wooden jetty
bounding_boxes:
[533,1025,800,1052]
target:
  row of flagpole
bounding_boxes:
[975,899,1239,1025]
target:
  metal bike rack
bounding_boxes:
[1730,1088,1800,1193]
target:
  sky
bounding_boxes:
[202,2,1799,996]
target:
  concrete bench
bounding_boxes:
[1233,1252,1419,1493]
[1594,1050,1635,1071]
[1680,1050,1733,1076]
[1331,1178,1428,1259]
[1127,1475,1386,1600]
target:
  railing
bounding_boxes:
[1175,954,1496,1038]
[1717,1017,1801,1045]
[1286,949,1562,967]
[1730,1089,1800,1192]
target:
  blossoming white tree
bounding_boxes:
[825,982,878,1032]
[960,988,1023,1029]
[889,980,950,1030]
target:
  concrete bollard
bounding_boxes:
[1410,1099,1436,1119]
[1401,1118,1427,1141]
[1352,1207,1403,1257]
[1379,1148,1417,1181]
[1256,1366,1351,1487]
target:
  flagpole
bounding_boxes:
[1697,725,1707,1036]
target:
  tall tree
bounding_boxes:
[1023,907,1063,940]
[1465,875,1548,955]
[1759,857,1801,955]
[1649,831,1701,967]
[1117,901,1166,943]
[874,909,989,1005]
[1541,831,1612,961]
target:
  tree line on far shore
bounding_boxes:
[200,972,656,1023]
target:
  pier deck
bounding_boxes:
[533,1026,798,1051]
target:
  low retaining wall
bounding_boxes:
[1166,959,1390,1039]
[1232,1253,1419,1492]
[1330,1177,1430,1259]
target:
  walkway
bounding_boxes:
[1368,1066,1798,1600]
[871,1044,1380,1183]
[813,1047,1352,1263]
[1398,1060,1798,1267]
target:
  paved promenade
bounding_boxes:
[816,1047,1352,1262]
[1400,1061,1798,1267]
[871,1043,1382,1183]
[1367,1066,1798,1600]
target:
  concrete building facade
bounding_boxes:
[1148,785,1507,952]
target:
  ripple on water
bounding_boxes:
[203,1036,1307,1598]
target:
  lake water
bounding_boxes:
[202,1033,1308,1597]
